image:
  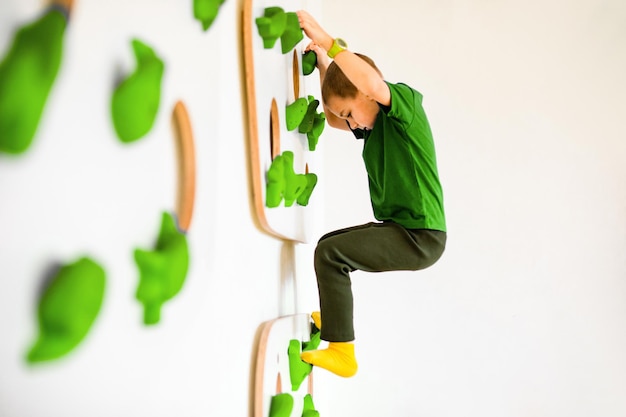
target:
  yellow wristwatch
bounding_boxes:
[327,38,348,59]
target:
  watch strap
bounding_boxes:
[327,38,347,59]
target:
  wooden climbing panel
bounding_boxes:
[253,314,315,417]
[242,0,322,243]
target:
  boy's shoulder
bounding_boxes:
[384,82,424,126]
[387,81,423,102]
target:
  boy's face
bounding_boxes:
[326,92,380,130]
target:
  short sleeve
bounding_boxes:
[385,82,422,128]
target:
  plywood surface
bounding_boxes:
[243,0,322,243]
[253,314,314,417]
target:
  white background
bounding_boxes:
[1,0,625,416]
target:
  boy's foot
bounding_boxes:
[300,342,358,378]
[311,311,322,329]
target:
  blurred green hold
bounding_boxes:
[297,96,325,151]
[302,50,317,76]
[287,322,322,391]
[266,151,316,208]
[288,339,312,391]
[307,113,325,151]
[265,153,287,208]
[280,12,303,54]
[297,97,319,134]
[255,8,302,53]
[27,257,106,364]
[285,97,308,131]
[255,7,287,49]
[303,324,321,352]
[135,212,189,325]
[296,173,317,206]
[0,8,67,155]
[269,393,294,417]
[111,39,164,143]
[194,0,226,31]
[302,394,320,417]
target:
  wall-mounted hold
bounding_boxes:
[268,393,294,417]
[279,12,303,54]
[303,321,321,352]
[111,39,164,143]
[296,173,317,207]
[296,96,325,151]
[287,339,312,392]
[301,50,316,76]
[265,152,287,208]
[285,98,308,131]
[297,97,319,134]
[302,394,320,417]
[255,7,287,49]
[266,151,311,208]
[288,320,322,393]
[254,7,302,54]
[306,113,325,152]
[0,7,68,155]
[193,0,226,31]
[134,211,189,325]
[27,257,106,364]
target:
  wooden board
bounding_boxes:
[171,100,196,232]
[253,314,314,417]
[242,0,322,243]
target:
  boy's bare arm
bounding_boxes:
[332,52,390,106]
[305,42,350,130]
[297,10,391,107]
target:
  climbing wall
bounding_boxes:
[243,0,323,243]
[254,314,321,417]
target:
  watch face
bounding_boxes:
[337,38,348,48]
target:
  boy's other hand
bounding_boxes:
[305,42,331,71]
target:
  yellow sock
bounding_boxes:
[300,342,358,378]
[311,311,322,329]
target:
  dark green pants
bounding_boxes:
[314,222,446,342]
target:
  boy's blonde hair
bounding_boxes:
[322,53,383,102]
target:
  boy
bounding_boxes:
[296,11,447,378]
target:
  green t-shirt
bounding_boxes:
[350,82,446,231]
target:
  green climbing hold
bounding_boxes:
[288,339,313,392]
[135,211,189,325]
[269,393,294,417]
[307,112,325,151]
[302,394,320,417]
[194,0,226,31]
[302,326,321,352]
[111,39,164,143]
[302,50,317,76]
[27,257,106,363]
[287,327,322,392]
[266,151,310,208]
[266,152,287,208]
[0,8,67,155]
[295,96,325,151]
[280,12,303,54]
[255,7,287,49]
[296,173,317,207]
[255,8,302,53]
[278,151,301,208]
[285,98,308,131]
[298,97,320,134]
